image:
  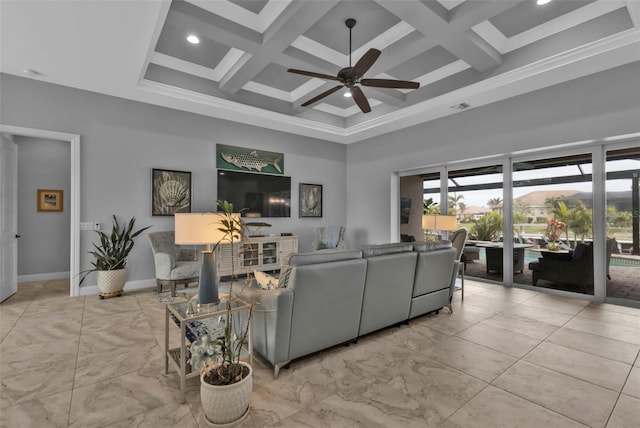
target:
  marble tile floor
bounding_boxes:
[1,278,639,427]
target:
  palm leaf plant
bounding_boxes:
[189,200,254,385]
[80,215,151,284]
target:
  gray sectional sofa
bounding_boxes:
[243,241,457,378]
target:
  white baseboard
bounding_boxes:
[79,278,156,296]
[18,271,70,283]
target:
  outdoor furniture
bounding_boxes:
[529,243,593,293]
[478,243,532,274]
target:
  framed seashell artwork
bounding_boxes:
[152,169,192,216]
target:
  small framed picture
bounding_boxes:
[300,183,322,218]
[37,189,63,212]
[152,169,192,216]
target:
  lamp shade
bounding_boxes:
[174,213,240,246]
[422,214,457,231]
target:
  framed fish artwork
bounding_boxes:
[216,144,284,175]
[152,168,192,216]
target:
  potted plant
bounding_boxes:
[80,215,151,298]
[188,200,254,426]
[545,217,566,251]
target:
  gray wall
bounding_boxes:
[2,60,639,285]
[346,61,640,247]
[16,136,71,276]
[0,73,347,287]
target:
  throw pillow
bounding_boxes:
[278,265,294,289]
[254,270,279,290]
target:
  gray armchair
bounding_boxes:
[147,231,200,296]
[312,225,346,250]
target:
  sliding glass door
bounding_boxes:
[605,147,640,304]
[511,154,594,295]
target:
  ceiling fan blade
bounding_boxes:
[352,48,381,78]
[288,69,340,81]
[360,79,419,89]
[300,85,343,107]
[350,86,371,113]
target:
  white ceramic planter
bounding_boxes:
[200,362,252,427]
[97,268,127,297]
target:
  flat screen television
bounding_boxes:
[217,170,291,217]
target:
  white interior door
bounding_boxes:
[1,137,18,302]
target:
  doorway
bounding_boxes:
[0,125,80,297]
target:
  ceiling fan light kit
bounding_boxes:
[288,18,420,114]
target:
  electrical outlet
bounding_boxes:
[80,222,93,230]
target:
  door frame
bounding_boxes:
[0,124,81,297]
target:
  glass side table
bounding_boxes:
[164,296,252,403]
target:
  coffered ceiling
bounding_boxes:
[1,0,639,143]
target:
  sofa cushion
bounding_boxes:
[287,249,363,267]
[359,242,414,258]
[412,240,452,252]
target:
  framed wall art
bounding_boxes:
[299,183,322,218]
[152,168,192,216]
[37,189,63,212]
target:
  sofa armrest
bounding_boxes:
[246,287,294,368]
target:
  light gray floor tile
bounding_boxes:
[520,293,591,315]
[504,303,577,326]
[421,336,518,382]
[563,316,640,346]
[524,342,632,392]
[448,385,588,428]
[621,366,640,399]
[0,389,71,428]
[577,306,640,330]
[455,323,542,358]
[605,394,640,428]
[493,360,618,428]
[547,327,640,365]
[481,312,560,340]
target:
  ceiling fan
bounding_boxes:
[288,18,420,113]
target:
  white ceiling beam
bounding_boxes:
[375,0,503,72]
[218,1,339,94]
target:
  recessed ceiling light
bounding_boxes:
[186,34,200,44]
[537,0,552,5]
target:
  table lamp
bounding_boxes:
[422,214,457,240]
[174,212,239,307]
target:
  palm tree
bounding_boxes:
[487,197,502,207]
[458,202,467,217]
[448,194,464,215]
